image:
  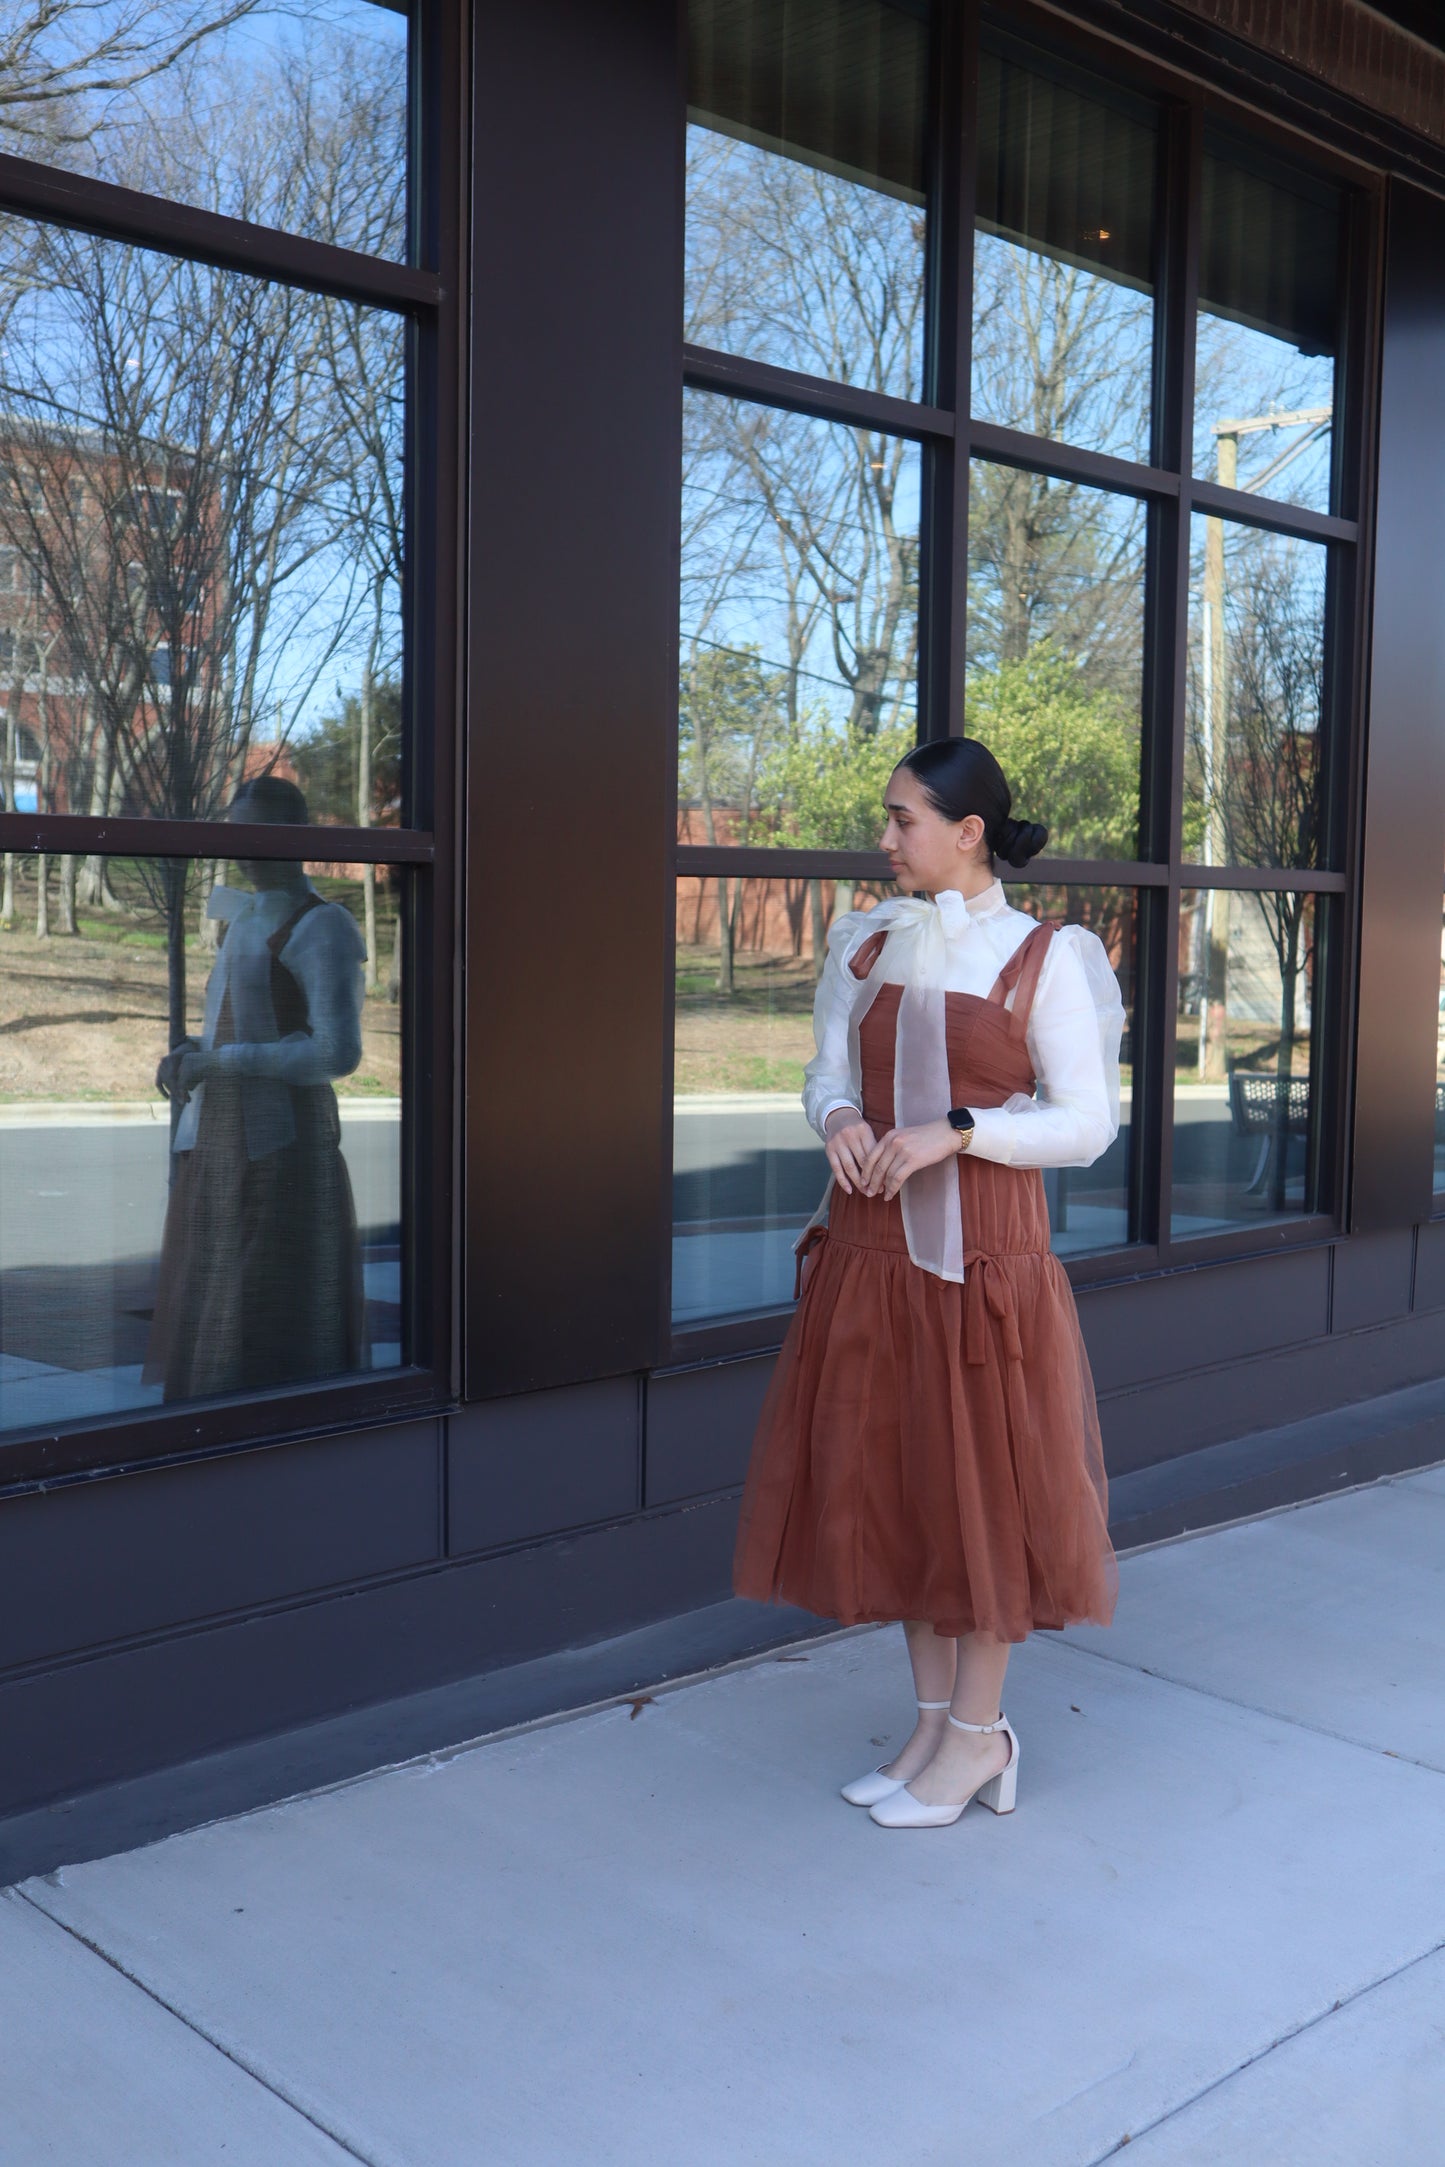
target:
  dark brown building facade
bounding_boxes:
[3,0,1445,1865]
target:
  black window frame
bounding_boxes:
[0,0,464,1487]
[669,0,1383,1364]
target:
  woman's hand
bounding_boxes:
[157,1042,217,1103]
[861,1118,963,1202]
[156,1039,199,1100]
[823,1106,878,1196]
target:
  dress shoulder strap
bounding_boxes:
[848,928,888,981]
[987,920,1061,1039]
[266,889,326,961]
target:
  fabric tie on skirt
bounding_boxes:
[964,1253,1024,1365]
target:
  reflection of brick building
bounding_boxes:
[0,436,222,819]
[676,805,820,950]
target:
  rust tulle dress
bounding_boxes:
[732,920,1118,1643]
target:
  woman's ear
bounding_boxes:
[957,813,987,856]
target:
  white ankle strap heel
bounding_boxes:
[868,1710,1020,1828]
[840,1701,953,1808]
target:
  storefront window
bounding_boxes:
[1185,516,1330,871]
[973,50,1158,464]
[672,876,886,1324]
[0,2,410,260]
[1195,143,1340,516]
[680,391,921,849]
[676,0,1360,1338]
[966,464,1146,860]
[0,220,404,829]
[686,0,929,398]
[0,0,430,1468]
[0,854,403,1439]
[1172,889,1320,1236]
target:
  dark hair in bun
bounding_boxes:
[898,738,1049,870]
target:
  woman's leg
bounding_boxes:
[875,1620,957,1782]
[902,1627,1014,1806]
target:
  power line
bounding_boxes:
[681,631,917,708]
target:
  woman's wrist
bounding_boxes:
[824,1103,863,1137]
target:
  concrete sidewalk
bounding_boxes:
[4,1465,1445,2167]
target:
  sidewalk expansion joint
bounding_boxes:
[1049,1635,1445,1777]
[12,1887,381,2166]
[1079,1931,1445,2164]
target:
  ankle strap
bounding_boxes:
[948,1710,1007,1733]
[916,1700,951,1711]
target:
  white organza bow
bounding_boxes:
[842,888,973,1283]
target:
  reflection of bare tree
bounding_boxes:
[0,1,266,155]
[686,129,924,399]
[1188,527,1322,1088]
[0,221,364,1054]
[971,238,1153,460]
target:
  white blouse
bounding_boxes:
[804,879,1124,1172]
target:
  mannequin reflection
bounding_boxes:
[144,776,368,1401]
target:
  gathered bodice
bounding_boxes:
[851,917,1055,1129]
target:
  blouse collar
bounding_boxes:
[933,879,1007,922]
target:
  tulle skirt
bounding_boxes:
[732,1159,1118,1642]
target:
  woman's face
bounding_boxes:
[880,766,988,894]
[228,795,303,890]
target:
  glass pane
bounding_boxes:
[973,50,1157,464]
[686,0,928,398]
[680,390,920,848]
[0,4,408,260]
[1006,883,1137,1258]
[0,217,404,827]
[966,463,1144,858]
[1436,897,1445,1200]
[1172,888,1319,1238]
[1185,515,1329,870]
[0,852,404,1439]
[1194,146,1340,513]
[673,874,888,1325]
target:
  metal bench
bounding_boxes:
[1228,1070,1311,1198]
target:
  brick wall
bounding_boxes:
[1165,0,1445,144]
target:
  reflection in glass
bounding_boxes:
[0,3,408,259]
[1185,515,1328,870]
[1007,884,1136,1258]
[686,0,928,398]
[680,390,920,848]
[1172,888,1318,1236]
[966,462,1144,858]
[673,875,888,1325]
[1436,898,1445,1198]
[0,849,403,1438]
[1194,147,1340,513]
[0,215,404,834]
[973,50,1157,463]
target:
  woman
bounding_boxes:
[733,738,1123,1831]
[145,775,368,1401]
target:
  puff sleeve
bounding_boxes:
[964,925,1124,1170]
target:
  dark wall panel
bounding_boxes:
[448,1380,641,1554]
[0,1491,745,1821]
[0,1423,440,1677]
[464,0,681,1395]
[1331,1227,1413,1333]
[1077,1247,1331,1396]
[1352,178,1445,1232]
[646,1356,775,1506]
[1414,1220,1445,1309]
[1099,1299,1445,1473]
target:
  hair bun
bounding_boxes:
[995,816,1048,869]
